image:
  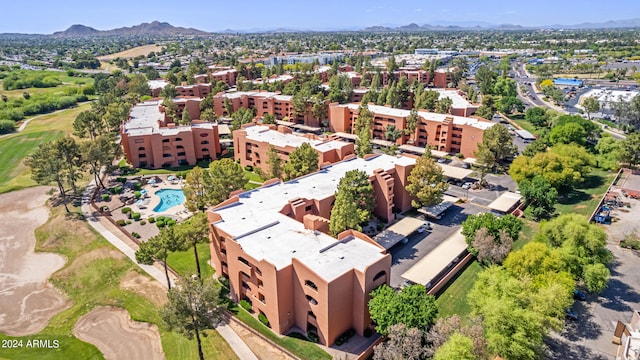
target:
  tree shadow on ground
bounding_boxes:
[557,174,605,206]
[560,301,602,341]
[543,336,610,360]
[598,278,640,313]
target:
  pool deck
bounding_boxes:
[134,178,191,221]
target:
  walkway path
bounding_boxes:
[80,182,258,360]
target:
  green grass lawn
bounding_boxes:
[508,114,540,134]
[555,168,617,217]
[230,306,331,360]
[0,205,237,360]
[167,242,214,279]
[435,220,537,318]
[0,104,89,194]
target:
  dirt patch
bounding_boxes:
[119,270,167,306]
[227,320,291,360]
[74,306,165,360]
[0,187,70,336]
[97,44,163,61]
[574,205,587,210]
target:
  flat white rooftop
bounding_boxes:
[580,89,640,106]
[211,154,416,281]
[220,91,293,102]
[243,125,348,152]
[434,89,478,109]
[124,100,217,137]
[148,79,169,90]
[488,191,522,213]
[342,104,494,130]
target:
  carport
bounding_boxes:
[374,217,426,250]
[334,132,358,142]
[398,145,449,158]
[487,191,523,214]
[371,139,395,148]
[439,164,473,180]
[401,228,468,286]
[515,129,536,141]
[418,195,459,219]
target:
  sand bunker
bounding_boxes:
[120,270,168,306]
[0,187,69,336]
[74,306,165,360]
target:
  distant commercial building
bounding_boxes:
[579,89,640,110]
[234,124,354,174]
[269,53,345,66]
[208,154,419,346]
[329,103,493,157]
[121,100,220,168]
[553,78,583,87]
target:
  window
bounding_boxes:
[255,267,262,276]
[139,154,146,158]
[242,281,250,290]
[163,154,172,158]
[306,294,318,305]
[305,280,318,291]
[200,133,209,137]
[238,257,251,268]
[220,249,227,256]
[373,270,386,282]
[257,279,263,287]
[201,140,209,145]
[177,152,186,156]
[258,293,266,304]
[175,137,183,142]
[137,146,146,151]
[241,271,250,279]
[308,311,316,319]
[305,205,312,212]
[135,139,144,144]
[162,139,170,143]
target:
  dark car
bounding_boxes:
[573,289,586,301]
[566,309,578,321]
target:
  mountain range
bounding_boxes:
[50,21,209,37]
[6,18,640,38]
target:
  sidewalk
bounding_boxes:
[81,183,258,360]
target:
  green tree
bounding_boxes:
[525,107,549,128]
[549,122,586,145]
[73,110,104,140]
[582,96,600,120]
[283,142,318,180]
[183,166,207,212]
[329,170,375,236]
[583,263,610,293]
[25,141,70,212]
[471,228,514,265]
[368,284,438,335]
[266,145,283,179]
[181,107,192,125]
[82,135,118,190]
[475,65,497,95]
[387,56,399,72]
[595,134,623,170]
[405,108,419,141]
[262,112,275,125]
[422,90,440,111]
[519,175,558,220]
[474,105,494,120]
[384,125,402,142]
[328,74,353,104]
[203,158,248,206]
[461,213,523,252]
[433,333,476,360]
[621,132,640,167]
[475,124,517,173]
[135,226,184,289]
[406,152,448,208]
[175,212,209,279]
[55,137,82,195]
[436,96,453,114]
[162,276,225,360]
[493,77,517,97]
[230,107,255,131]
[499,96,524,114]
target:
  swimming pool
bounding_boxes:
[153,189,185,212]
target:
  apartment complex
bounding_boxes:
[175,83,213,98]
[434,89,479,117]
[208,154,418,346]
[121,100,220,168]
[208,67,238,87]
[213,91,326,127]
[233,124,354,174]
[329,103,493,157]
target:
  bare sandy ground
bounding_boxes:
[97,44,163,61]
[0,186,69,336]
[119,270,168,306]
[74,306,165,360]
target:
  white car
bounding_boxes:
[461,182,472,190]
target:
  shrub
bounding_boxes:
[101,194,110,201]
[148,217,155,223]
[134,182,143,190]
[134,191,142,199]
[116,219,126,226]
[140,221,146,226]
[126,220,132,224]
[244,165,253,171]
[121,207,132,214]
[239,300,252,312]
[131,232,141,239]
[258,313,270,327]
[114,186,123,194]
[0,119,16,134]
[167,219,177,226]
[621,237,640,250]
[307,332,319,343]
[156,220,165,228]
[116,177,127,183]
[132,212,141,221]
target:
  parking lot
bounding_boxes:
[388,202,486,288]
[544,195,640,359]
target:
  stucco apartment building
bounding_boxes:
[233,123,355,174]
[121,100,220,168]
[329,103,493,157]
[208,66,238,87]
[175,83,212,98]
[213,91,326,127]
[208,154,418,346]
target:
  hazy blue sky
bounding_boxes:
[3,0,638,33]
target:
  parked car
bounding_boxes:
[437,158,447,163]
[462,182,472,190]
[417,222,432,233]
[565,309,578,321]
[573,289,586,301]
[462,163,471,169]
